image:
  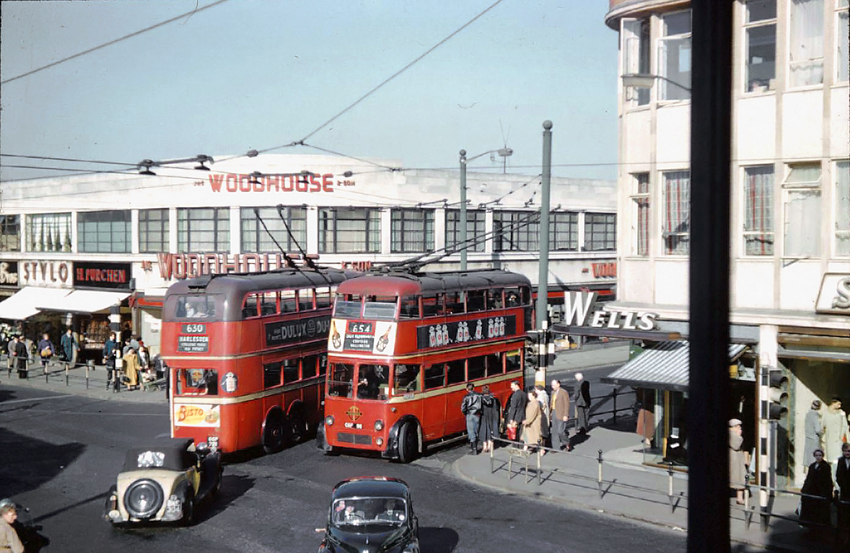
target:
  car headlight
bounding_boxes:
[325,415,334,426]
[374,420,384,431]
[123,479,164,519]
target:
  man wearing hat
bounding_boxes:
[729,418,749,504]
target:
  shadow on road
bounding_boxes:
[0,426,86,498]
[418,526,460,552]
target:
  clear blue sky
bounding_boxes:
[0,0,618,182]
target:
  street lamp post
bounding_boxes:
[536,121,553,387]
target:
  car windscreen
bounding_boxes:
[331,497,407,527]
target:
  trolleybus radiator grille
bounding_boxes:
[337,433,372,445]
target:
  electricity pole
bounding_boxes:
[535,121,553,387]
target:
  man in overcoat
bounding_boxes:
[505,380,527,441]
[550,379,571,451]
[573,372,591,434]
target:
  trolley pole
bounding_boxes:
[535,121,553,388]
[459,149,468,271]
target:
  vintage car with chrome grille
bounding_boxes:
[316,476,419,553]
[103,437,222,526]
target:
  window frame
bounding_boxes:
[318,207,381,254]
[177,207,230,253]
[834,160,850,257]
[391,208,435,253]
[742,165,775,256]
[27,213,72,253]
[630,173,651,256]
[445,209,486,253]
[743,0,777,93]
[583,213,617,252]
[661,170,691,255]
[139,208,169,253]
[781,162,823,257]
[550,212,579,251]
[657,9,692,101]
[494,210,539,252]
[241,206,307,253]
[622,17,651,106]
[0,214,21,252]
[788,0,825,88]
[837,0,849,82]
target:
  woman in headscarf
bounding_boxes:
[799,449,833,529]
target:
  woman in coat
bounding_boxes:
[799,449,834,529]
[122,348,140,390]
[803,400,823,473]
[480,385,501,453]
[522,389,542,452]
[728,419,749,505]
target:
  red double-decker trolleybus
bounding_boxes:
[162,268,353,454]
[317,269,533,462]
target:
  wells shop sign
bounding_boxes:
[73,261,132,290]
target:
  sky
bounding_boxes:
[0,0,619,183]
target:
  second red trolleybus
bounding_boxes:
[162,267,353,454]
[317,268,533,462]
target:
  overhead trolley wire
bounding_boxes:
[1,0,232,86]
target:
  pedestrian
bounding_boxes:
[823,397,849,467]
[836,442,850,544]
[550,379,571,451]
[635,388,655,447]
[36,332,55,374]
[6,336,17,373]
[573,372,591,435]
[460,383,483,455]
[480,385,501,453]
[60,327,80,366]
[522,388,542,452]
[129,335,141,353]
[0,500,24,553]
[728,419,750,505]
[13,336,28,379]
[103,332,118,391]
[505,380,527,442]
[535,384,551,449]
[799,449,833,529]
[122,346,140,391]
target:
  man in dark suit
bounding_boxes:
[837,442,850,543]
[573,372,591,435]
[505,380,527,442]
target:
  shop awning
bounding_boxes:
[0,287,72,320]
[602,340,749,392]
[37,289,130,314]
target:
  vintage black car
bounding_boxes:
[317,477,420,553]
[103,437,222,526]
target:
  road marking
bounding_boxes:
[0,394,75,404]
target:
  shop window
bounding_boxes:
[446,209,486,252]
[835,161,849,256]
[241,206,306,253]
[662,171,691,255]
[446,360,465,385]
[467,356,486,381]
[631,173,650,256]
[424,364,444,390]
[658,10,692,100]
[177,207,230,252]
[494,210,538,252]
[783,163,822,257]
[139,208,169,253]
[391,209,434,253]
[789,0,824,87]
[318,207,380,254]
[27,213,71,253]
[0,215,21,252]
[744,0,777,92]
[584,213,616,251]
[743,166,775,255]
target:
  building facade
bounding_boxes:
[603,0,849,487]
[0,154,617,364]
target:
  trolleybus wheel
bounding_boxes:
[262,409,285,454]
[286,410,307,445]
[397,421,418,464]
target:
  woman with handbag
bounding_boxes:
[36,333,55,375]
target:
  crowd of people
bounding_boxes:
[459,374,592,456]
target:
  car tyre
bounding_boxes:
[262,409,285,454]
[397,421,418,464]
[182,489,195,527]
[212,467,223,497]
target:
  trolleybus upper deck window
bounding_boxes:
[399,296,419,319]
[174,295,219,320]
[363,296,397,320]
[334,294,362,318]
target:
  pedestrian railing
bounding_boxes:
[581,387,636,427]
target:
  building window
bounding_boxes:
[241,206,307,253]
[78,210,131,253]
[658,10,692,101]
[783,163,822,257]
[835,161,850,256]
[27,213,71,253]
[318,208,381,254]
[623,18,650,106]
[551,212,579,251]
[584,213,616,251]
[0,215,21,252]
[745,0,777,92]
[838,0,849,82]
[446,209,486,252]
[391,209,434,253]
[743,166,775,255]
[139,209,169,253]
[177,208,230,252]
[662,171,690,255]
[494,211,538,252]
[790,0,825,87]
[631,173,650,256]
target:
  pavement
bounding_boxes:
[0,345,836,551]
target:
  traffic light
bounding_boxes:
[761,367,789,420]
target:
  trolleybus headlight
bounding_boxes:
[374,420,384,431]
[325,416,334,426]
[376,437,384,446]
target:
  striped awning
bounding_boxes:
[602,340,749,392]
